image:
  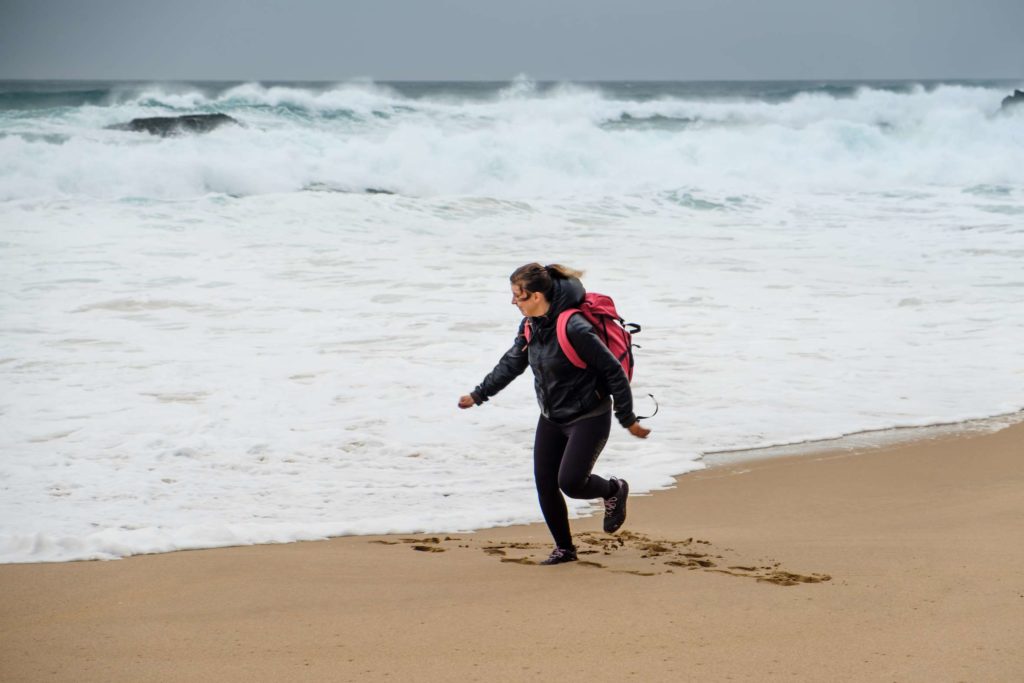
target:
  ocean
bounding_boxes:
[1,78,1022,563]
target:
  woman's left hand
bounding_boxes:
[628,421,651,439]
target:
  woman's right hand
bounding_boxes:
[458,395,476,409]
[628,421,651,439]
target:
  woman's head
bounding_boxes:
[509,263,584,317]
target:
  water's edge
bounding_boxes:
[700,409,1024,468]
[6,408,1021,566]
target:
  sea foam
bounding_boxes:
[0,80,1021,201]
[1,80,1022,562]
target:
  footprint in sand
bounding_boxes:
[372,531,831,587]
[757,571,832,586]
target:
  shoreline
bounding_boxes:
[2,416,1022,681]
[701,408,1024,466]
[4,409,1022,567]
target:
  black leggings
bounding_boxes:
[533,410,614,549]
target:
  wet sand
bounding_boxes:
[1,421,1022,682]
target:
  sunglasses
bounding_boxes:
[512,289,532,303]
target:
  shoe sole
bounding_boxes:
[604,480,629,534]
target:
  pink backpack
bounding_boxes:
[524,292,641,381]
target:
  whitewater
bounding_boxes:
[1,79,1022,563]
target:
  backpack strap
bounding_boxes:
[555,309,587,369]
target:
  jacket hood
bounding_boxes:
[534,277,585,328]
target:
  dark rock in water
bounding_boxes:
[107,113,239,136]
[1000,90,1024,111]
[601,112,696,131]
[303,182,397,195]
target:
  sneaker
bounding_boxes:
[539,546,578,565]
[603,477,629,533]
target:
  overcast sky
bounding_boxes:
[2,0,1022,81]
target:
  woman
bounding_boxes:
[458,263,651,565]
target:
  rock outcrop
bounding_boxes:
[107,113,239,136]
[1000,89,1024,112]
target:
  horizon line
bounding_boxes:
[2,76,1022,84]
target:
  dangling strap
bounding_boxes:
[555,309,586,369]
[636,394,659,421]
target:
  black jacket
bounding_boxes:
[472,277,636,428]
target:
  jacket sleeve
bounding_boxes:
[471,320,530,404]
[565,315,637,428]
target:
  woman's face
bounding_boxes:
[511,283,550,317]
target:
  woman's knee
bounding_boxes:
[535,468,560,494]
[557,472,589,498]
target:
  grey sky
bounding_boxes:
[2,0,1021,81]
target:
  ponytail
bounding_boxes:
[544,263,584,280]
[510,262,584,298]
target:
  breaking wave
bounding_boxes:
[0,79,1021,200]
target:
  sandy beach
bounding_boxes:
[1,420,1022,682]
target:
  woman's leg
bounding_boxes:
[557,410,613,500]
[533,414,573,549]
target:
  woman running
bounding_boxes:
[458,263,650,565]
